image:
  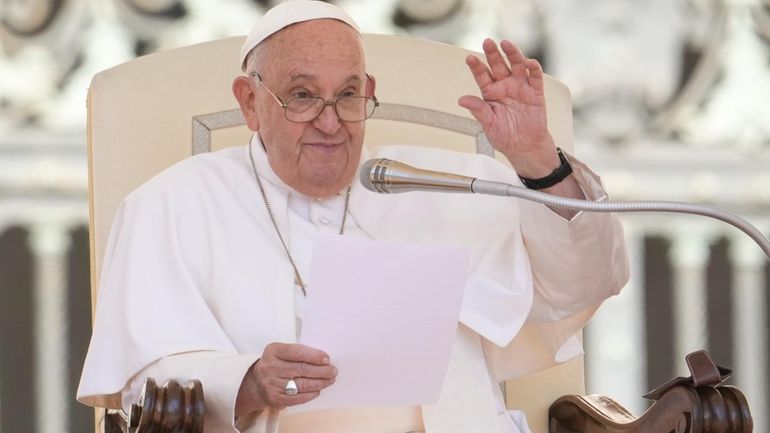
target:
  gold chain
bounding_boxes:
[248,142,351,296]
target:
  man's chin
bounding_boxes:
[295,170,354,198]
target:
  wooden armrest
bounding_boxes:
[104,378,205,433]
[549,350,753,433]
[549,385,752,433]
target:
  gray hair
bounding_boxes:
[244,42,268,75]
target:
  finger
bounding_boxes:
[524,58,544,90]
[458,95,495,129]
[264,388,321,410]
[259,358,337,382]
[279,390,321,408]
[264,376,334,394]
[252,361,332,411]
[482,38,511,80]
[292,376,336,394]
[288,362,338,380]
[253,360,335,400]
[262,377,330,409]
[465,54,494,90]
[268,343,330,365]
[257,377,303,406]
[500,40,528,78]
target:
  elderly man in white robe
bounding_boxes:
[77,1,629,432]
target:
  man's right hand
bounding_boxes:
[236,342,337,416]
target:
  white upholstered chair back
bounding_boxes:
[87,34,582,433]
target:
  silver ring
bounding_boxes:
[285,378,299,395]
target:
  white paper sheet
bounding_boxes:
[293,233,469,413]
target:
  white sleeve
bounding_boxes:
[519,152,629,322]
[121,351,277,433]
[485,154,630,380]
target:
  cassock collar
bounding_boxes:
[249,134,294,194]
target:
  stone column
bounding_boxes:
[30,223,72,433]
[669,230,711,369]
[585,219,646,415]
[730,234,768,433]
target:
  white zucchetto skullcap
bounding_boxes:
[239,0,361,71]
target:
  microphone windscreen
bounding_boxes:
[359,159,379,191]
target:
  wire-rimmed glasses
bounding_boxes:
[251,72,378,123]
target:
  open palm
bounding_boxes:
[458,39,553,163]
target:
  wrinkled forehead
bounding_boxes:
[268,19,362,53]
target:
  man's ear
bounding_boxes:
[232,76,260,131]
[365,73,376,98]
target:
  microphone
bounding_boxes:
[358,158,770,259]
[359,158,509,195]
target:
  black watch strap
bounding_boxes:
[518,147,573,190]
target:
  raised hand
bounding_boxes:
[458,39,559,179]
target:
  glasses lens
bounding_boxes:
[284,96,377,122]
[285,97,324,122]
[337,97,370,122]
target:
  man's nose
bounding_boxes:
[312,103,341,135]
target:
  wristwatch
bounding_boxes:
[518,147,573,190]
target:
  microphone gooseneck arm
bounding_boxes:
[361,158,770,259]
[471,179,770,259]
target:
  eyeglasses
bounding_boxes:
[251,72,379,123]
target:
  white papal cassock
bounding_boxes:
[78,135,629,433]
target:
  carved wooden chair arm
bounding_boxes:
[104,378,204,433]
[549,350,754,433]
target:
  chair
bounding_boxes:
[87,33,613,433]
